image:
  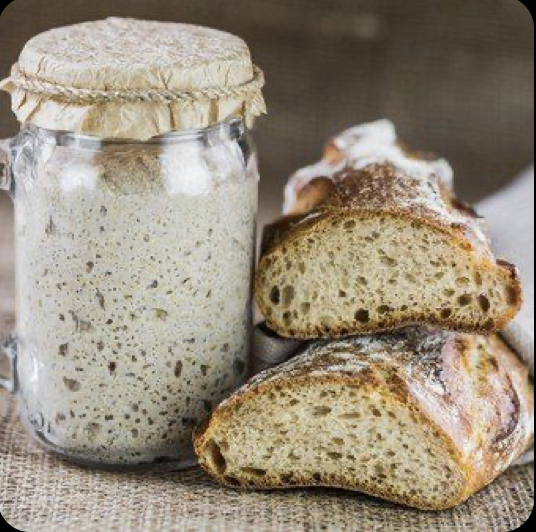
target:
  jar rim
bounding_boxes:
[23,119,246,149]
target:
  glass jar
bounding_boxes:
[0,119,258,468]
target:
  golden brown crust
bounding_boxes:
[287,120,454,217]
[285,164,492,257]
[194,330,533,510]
[257,300,521,341]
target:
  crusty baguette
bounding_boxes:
[257,161,522,339]
[283,119,453,216]
[194,329,534,510]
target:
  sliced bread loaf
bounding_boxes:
[194,329,534,510]
[256,163,522,338]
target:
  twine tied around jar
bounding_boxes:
[7,64,266,115]
[1,19,266,138]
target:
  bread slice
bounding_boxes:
[194,329,534,510]
[256,163,522,339]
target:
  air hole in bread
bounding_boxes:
[340,412,361,420]
[300,302,311,314]
[207,440,227,475]
[269,286,280,305]
[283,286,295,307]
[280,474,294,484]
[478,295,491,312]
[377,305,391,314]
[458,295,472,306]
[441,308,453,319]
[355,309,370,323]
[313,406,332,417]
[381,256,397,266]
[344,220,356,230]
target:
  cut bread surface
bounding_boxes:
[198,379,465,509]
[257,211,521,339]
[194,330,533,510]
[257,164,522,339]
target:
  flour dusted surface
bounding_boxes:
[283,119,453,214]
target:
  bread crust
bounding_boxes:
[194,330,534,510]
[284,119,454,216]
[256,164,523,338]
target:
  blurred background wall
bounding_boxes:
[0,0,534,225]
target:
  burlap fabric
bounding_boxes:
[0,385,533,531]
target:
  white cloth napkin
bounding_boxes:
[477,166,534,377]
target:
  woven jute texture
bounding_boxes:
[0,387,533,532]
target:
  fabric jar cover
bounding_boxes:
[0,17,266,140]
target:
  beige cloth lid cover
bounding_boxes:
[0,17,266,140]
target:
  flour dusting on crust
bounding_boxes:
[283,119,453,214]
[220,328,454,409]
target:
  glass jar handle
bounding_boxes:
[0,138,12,193]
[0,335,17,393]
[0,138,16,393]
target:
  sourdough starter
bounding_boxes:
[14,139,257,465]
